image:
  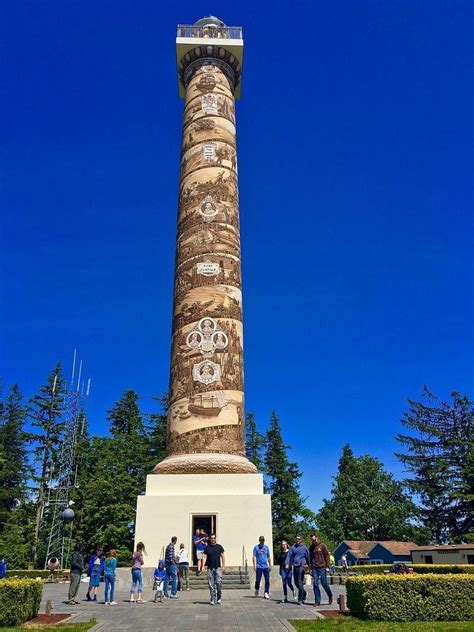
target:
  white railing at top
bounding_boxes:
[177,25,243,40]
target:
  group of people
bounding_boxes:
[67,532,335,608]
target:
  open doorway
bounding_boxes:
[192,514,216,565]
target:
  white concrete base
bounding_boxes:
[134,473,272,567]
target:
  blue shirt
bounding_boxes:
[285,543,310,568]
[253,544,270,569]
[154,567,166,581]
[194,535,205,552]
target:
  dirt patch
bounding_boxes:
[24,613,72,626]
[317,609,344,618]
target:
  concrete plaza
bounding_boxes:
[41,581,345,631]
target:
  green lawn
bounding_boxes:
[290,619,474,632]
[1,621,96,631]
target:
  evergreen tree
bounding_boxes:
[245,412,265,472]
[396,388,473,542]
[145,394,168,472]
[264,411,306,549]
[316,444,425,544]
[28,364,67,566]
[73,390,149,560]
[0,384,29,534]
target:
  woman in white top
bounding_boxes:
[178,543,190,591]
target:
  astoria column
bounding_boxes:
[154,17,256,474]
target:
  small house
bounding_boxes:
[411,544,474,565]
[333,540,377,566]
[367,541,418,564]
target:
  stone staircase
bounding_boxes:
[186,566,250,590]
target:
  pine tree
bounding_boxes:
[316,444,425,544]
[108,390,143,436]
[264,411,306,549]
[0,384,29,534]
[28,364,67,566]
[245,412,265,472]
[396,388,473,542]
[145,394,168,472]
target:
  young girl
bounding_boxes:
[178,543,190,591]
[153,560,166,603]
[279,540,296,603]
[104,549,118,605]
[130,542,145,603]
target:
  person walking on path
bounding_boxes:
[130,542,145,603]
[104,549,118,605]
[163,536,179,599]
[193,528,206,576]
[341,553,348,572]
[86,548,104,602]
[285,535,310,605]
[178,542,190,591]
[203,533,225,606]
[253,536,272,599]
[329,552,336,576]
[278,540,296,603]
[68,543,84,604]
[309,533,333,606]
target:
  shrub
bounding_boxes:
[346,574,474,621]
[0,579,43,626]
[347,563,474,575]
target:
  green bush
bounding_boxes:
[347,564,474,575]
[0,579,43,626]
[346,574,474,621]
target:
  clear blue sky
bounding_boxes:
[1,1,472,510]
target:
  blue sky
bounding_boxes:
[1,1,472,510]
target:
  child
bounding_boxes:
[153,560,166,603]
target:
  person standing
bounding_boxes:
[104,549,118,605]
[178,542,190,591]
[341,553,348,572]
[130,542,145,603]
[329,552,336,576]
[285,535,310,605]
[193,528,206,576]
[309,533,333,606]
[86,548,104,602]
[68,543,84,604]
[278,540,296,603]
[163,536,179,599]
[202,533,225,606]
[253,536,271,599]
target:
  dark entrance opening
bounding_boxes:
[424,555,433,564]
[467,555,474,565]
[191,515,216,565]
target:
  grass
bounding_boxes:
[290,619,474,631]
[0,621,97,631]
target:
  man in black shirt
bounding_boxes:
[68,543,84,604]
[202,533,225,605]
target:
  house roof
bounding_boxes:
[411,544,474,551]
[369,541,419,555]
[342,541,377,558]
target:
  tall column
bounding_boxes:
[154,40,255,474]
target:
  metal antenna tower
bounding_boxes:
[44,350,91,569]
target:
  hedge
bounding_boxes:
[346,574,474,621]
[0,579,43,626]
[347,564,474,575]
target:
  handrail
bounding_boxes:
[240,545,248,583]
[177,25,243,40]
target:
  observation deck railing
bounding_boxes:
[177,24,243,40]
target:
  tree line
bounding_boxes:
[0,363,472,568]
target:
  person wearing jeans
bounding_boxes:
[253,535,272,599]
[104,549,118,605]
[130,542,145,603]
[285,535,310,605]
[309,533,333,606]
[163,536,178,598]
[278,540,296,603]
[203,533,225,605]
[68,543,84,604]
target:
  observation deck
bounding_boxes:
[176,19,244,99]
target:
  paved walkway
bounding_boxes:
[41,582,345,631]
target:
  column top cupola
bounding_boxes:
[176,16,244,99]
